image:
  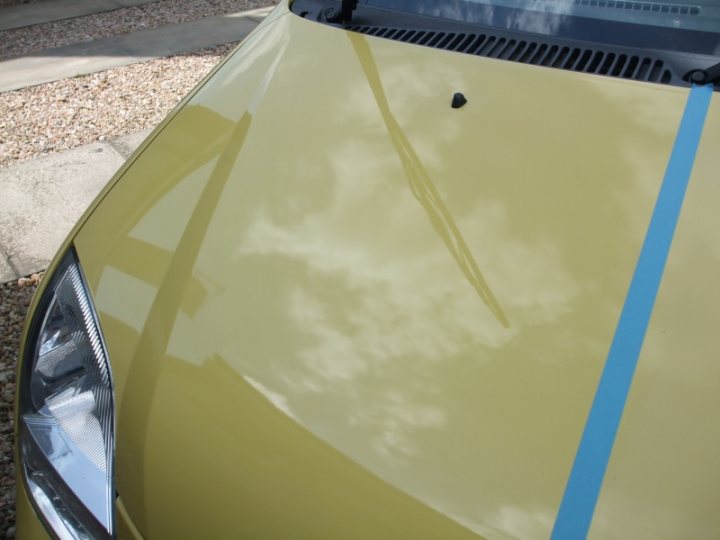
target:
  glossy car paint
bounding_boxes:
[15,1,720,538]
[588,95,720,539]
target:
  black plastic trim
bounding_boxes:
[348,24,675,84]
[293,0,720,90]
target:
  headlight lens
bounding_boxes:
[19,249,114,539]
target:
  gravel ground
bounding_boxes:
[0,5,271,539]
[0,39,238,538]
[0,39,238,536]
[0,0,36,7]
[0,41,239,168]
[0,0,279,533]
[0,0,273,61]
[0,278,37,540]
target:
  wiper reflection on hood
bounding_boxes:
[348,32,510,328]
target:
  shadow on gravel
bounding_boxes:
[0,0,37,7]
[0,278,38,539]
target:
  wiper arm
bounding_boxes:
[326,0,358,23]
[686,61,720,85]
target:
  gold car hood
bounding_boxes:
[74,5,720,539]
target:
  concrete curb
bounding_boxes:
[0,0,158,32]
[0,7,272,92]
[0,129,153,282]
[0,4,275,282]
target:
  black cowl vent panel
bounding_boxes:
[347,25,674,85]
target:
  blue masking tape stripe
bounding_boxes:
[550,84,713,540]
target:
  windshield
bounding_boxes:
[361,0,720,56]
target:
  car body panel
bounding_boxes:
[588,96,720,540]
[116,498,143,540]
[55,3,718,539]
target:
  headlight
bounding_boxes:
[18,249,114,539]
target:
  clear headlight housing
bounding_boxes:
[18,249,114,539]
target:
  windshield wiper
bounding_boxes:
[326,0,357,23]
[686,61,720,85]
